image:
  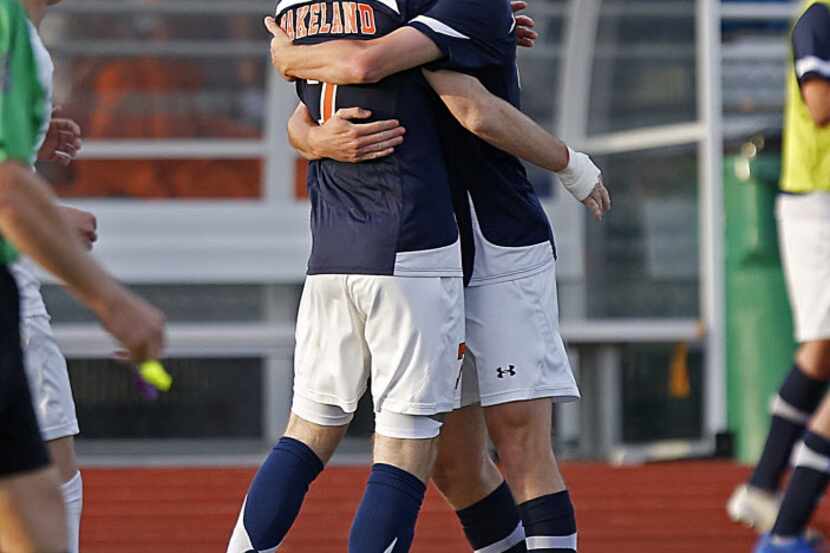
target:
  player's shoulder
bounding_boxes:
[398,0,433,20]
[796,2,830,35]
[0,0,28,61]
[793,2,830,60]
[414,0,514,35]
[0,0,25,33]
[0,0,22,16]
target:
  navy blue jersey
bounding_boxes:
[276,0,462,277]
[793,2,830,85]
[408,0,556,286]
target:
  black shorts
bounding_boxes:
[0,264,50,477]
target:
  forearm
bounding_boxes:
[288,104,322,160]
[425,70,569,172]
[472,97,569,173]
[281,40,370,84]
[280,28,441,85]
[0,163,121,313]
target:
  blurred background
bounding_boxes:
[31,0,799,487]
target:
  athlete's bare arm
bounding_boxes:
[271,4,608,218]
[288,103,405,162]
[265,1,536,85]
[802,78,830,127]
[421,69,609,219]
[0,161,165,361]
[267,18,439,85]
[426,69,570,173]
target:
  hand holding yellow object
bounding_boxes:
[138,360,173,392]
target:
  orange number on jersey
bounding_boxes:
[320,82,338,123]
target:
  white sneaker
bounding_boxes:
[727,484,782,533]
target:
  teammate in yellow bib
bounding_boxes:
[728,3,830,552]
[781,0,830,193]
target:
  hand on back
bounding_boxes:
[310,108,406,163]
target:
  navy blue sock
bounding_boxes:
[349,464,426,553]
[457,482,526,553]
[772,431,830,539]
[241,437,324,551]
[750,365,827,492]
[518,491,577,552]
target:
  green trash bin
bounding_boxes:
[725,145,798,464]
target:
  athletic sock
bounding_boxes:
[749,365,827,492]
[771,431,830,539]
[348,464,426,553]
[227,437,324,553]
[61,471,83,553]
[518,491,577,553]
[457,482,526,553]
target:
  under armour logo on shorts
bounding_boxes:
[497,365,517,378]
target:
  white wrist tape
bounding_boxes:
[556,147,601,201]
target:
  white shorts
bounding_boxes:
[293,274,465,420]
[777,193,830,342]
[460,262,580,408]
[21,315,79,442]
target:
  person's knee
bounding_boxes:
[488,406,539,450]
[487,403,552,473]
[285,403,351,464]
[797,340,830,378]
[373,415,441,483]
[433,448,501,504]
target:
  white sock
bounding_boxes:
[226,497,261,553]
[61,471,83,553]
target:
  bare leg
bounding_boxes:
[45,438,78,484]
[373,434,438,483]
[284,413,349,464]
[0,466,67,553]
[797,339,830,379]
[485,399,566,503]
[432,405,503,510]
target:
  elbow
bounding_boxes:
[464,112,493,138]
[459,101,498,139]
[349,50,385,84]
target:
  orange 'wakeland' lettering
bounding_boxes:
[279,2,378,38]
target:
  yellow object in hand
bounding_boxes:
[139,360,173,392]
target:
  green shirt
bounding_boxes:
[0,0,49,265]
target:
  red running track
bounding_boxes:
[79,462,830,553]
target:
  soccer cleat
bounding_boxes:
[754,534,819,553]
[727,484,782,532]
